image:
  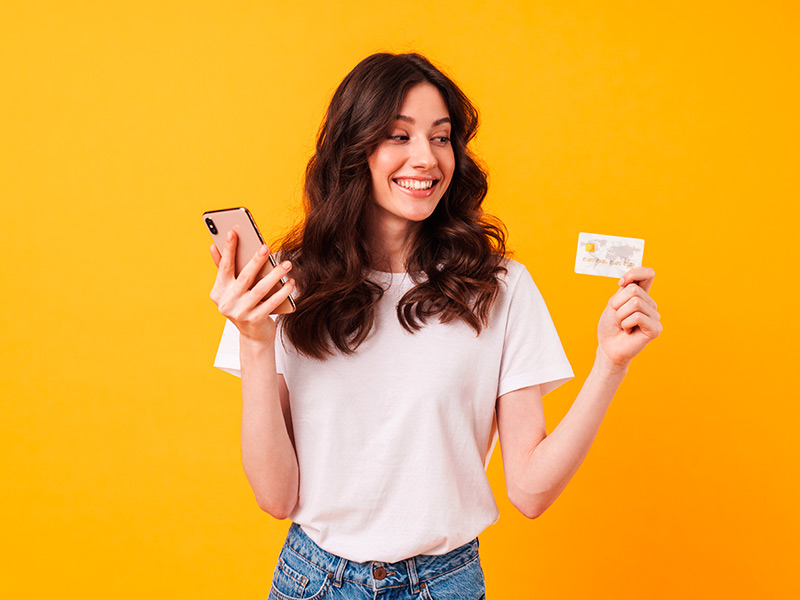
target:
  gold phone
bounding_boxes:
[202,207,296,314]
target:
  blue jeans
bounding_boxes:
[268,523,486,599]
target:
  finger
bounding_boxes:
[252,278,296,319]
[619,311,663,338]
[209,244,222,268]
[615,296,660,326]
[618,267,656,293]
[245,260,293,309]
[217,230,238,280]
[233,244,272,294]
[609,282,658,311]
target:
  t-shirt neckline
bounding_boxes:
[368,269,417,287]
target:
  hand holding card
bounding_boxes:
[596,265,662,369]
[573,232,661,366]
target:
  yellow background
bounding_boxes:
[2,1,798,598]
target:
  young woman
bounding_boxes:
[209,53,661,599]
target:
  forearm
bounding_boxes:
[516,350,628,516]
[239,337,299,518]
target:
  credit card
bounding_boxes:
[574,232,645,278]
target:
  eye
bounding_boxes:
[388,134,409,142]
[432,136,451,145]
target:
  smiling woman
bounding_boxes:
[367,83,455,233]
[274,53,508,359]
[207,52,661,600]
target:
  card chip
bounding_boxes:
[586,243,595,252]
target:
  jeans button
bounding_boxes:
[373,566,387,580]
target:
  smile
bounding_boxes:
[393,178,437,190]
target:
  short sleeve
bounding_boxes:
[212,318,286,377]
[497,265,574,398]
[213,319,241,377]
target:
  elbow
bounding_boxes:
[508,488,551,520]
[260,504,291,520]
[512,499,547,520]
[243,463,299,519]
[256,495,296,520]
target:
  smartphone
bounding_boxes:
[202,207,296,314]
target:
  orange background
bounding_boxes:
[2,1,798,598]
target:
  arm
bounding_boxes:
[497,357,626,518]
[209,232,299,518]
[238,342,299,519]
[497,267,662,518]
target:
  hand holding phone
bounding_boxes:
[204,207,296,343]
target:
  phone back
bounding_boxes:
[202,207,295,314]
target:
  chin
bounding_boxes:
[402,206,439,223]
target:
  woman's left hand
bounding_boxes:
[597,266,662,369]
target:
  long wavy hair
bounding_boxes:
[278,52,507,359]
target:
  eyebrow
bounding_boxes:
[396,115,451,126]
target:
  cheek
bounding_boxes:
[367,154,380,183]
[368,147,401,182]
[441,150,456,180]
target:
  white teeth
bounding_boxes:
[395,179,434,190]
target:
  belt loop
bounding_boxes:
[333,557,347,588]
[405,557,420,594]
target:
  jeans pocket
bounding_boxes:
[269,557,308,599]
[423,556,486,600]
[268,548,332,600]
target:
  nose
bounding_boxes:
[409,138,437,170]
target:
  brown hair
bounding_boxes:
[278,52,507,359]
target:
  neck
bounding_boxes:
[366,211,421,273]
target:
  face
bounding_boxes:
[367,83,455,233]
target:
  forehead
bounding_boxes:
[396,83,450,123]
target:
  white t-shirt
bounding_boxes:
[214,259,573,563]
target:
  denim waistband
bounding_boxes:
[283,523,480,592]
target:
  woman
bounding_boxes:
[209,53,661,599]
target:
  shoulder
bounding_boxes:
[493,257,552,316]
[497,257,533,291]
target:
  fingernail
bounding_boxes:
[618,278,625,286]
[259,245,268,256]
[227,231,233,241]
[281,260,292,270]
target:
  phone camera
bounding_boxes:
[205,218,218,235]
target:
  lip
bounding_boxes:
[392,178,440,198]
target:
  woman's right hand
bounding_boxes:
[208,230,295,345]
